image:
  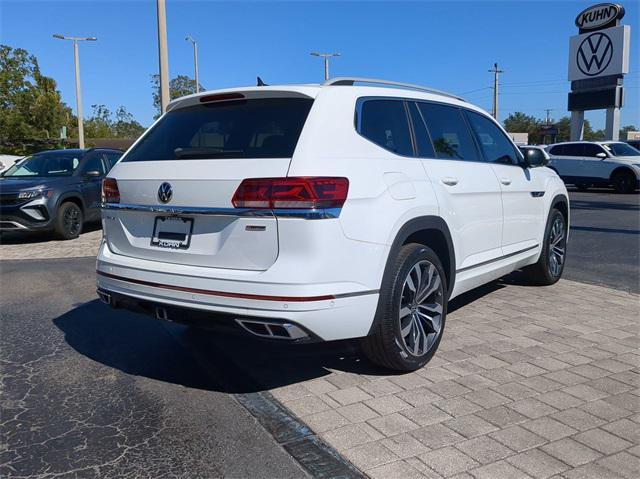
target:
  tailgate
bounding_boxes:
[104,159,288,271]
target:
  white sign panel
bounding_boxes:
[568,25,630,81]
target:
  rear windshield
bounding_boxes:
[124,98,313,161]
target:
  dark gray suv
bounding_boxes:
[0,148,122,239]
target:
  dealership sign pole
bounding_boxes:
[568,3,630,141]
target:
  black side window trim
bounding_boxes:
[406,101,438,159]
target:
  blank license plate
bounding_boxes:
[151,216,194,249]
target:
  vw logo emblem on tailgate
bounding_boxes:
[158,182,173,203]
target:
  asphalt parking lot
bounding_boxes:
[563,188,639,294]
[1,189,638,478]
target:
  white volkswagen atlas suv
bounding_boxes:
[97,78,569,371]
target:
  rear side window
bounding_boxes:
[465,111,520,165]
[550,144,587,156]
[104,152,122,169]
[548,145,565,156]
[358,99,413,156]
[582,144,606,157]
[418,103,479,162]
[124,98,313,161]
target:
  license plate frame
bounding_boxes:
[151,216,194,250]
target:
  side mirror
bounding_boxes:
[524,149,548,168]
[596,152,607,159]
[85,170,102,178]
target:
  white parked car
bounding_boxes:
[0,154,23,173]
[97,78,569,371]
[546,141,640,193]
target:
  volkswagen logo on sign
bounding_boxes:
[577,32,613,76]
[158,182,173,203]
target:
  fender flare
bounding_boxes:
[368,216,456,336]
[609,166,637,182]
[550,193,569,219]
[56,192,86,212]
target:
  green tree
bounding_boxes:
[0,44,74,153]
[151,74,205,118]
[555,116,571,142]
[84,104,113,138]
[114,106,145,138]
[619,124,638,140]
[554,117,603,142]
[503,112,542,144]
[84,104,145,139]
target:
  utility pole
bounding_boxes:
[488,63,504,121]
[156,0,170,114]
[52,34,97,149]
[185,35,199,93]
[310,52,340,81]
[544,109,553,124]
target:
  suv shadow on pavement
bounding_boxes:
[52,278,520,395]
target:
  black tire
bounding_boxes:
[523,208,567,286]
[54,202,83,240]
[612,169,636,194]
[362,244,447,371]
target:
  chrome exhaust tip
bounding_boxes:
[235,319,309,340]
[97,290,111,305]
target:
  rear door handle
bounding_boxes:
[500,178,512,185]
[441,177,459,186]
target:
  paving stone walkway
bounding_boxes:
[268,280,639,478]
[0,229,102,260]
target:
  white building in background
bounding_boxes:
[508,132,529,145]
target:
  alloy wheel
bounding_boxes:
[64,206,81,236]
[548,215,565,277]
[398,260,444,357]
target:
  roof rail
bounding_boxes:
[323,77,465,101]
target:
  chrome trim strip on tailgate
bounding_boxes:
[102,203,341,219]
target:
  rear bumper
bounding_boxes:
[96,241,380,341]
[97,288,321,342]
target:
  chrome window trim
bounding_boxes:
[102,202,341,219]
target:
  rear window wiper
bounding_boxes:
[173,147,245,159]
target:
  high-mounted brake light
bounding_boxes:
[199,93,245,103]
[232,177,349,209]
[102,178,120,204]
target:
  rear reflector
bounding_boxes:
[199,92,245,103]
[232,177,349,209]
[102,178,120,204]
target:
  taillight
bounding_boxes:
[232,177,349,209]
[102,178,120,204]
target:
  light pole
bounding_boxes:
[185,35,200,93]
[53,34,96,149]
[310,52,340,81]
[156,0,170,114]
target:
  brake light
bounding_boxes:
[199,93,245,103]
[102,178,120,204]
[232,177,349,209]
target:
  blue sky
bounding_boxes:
[1,0,639,129]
